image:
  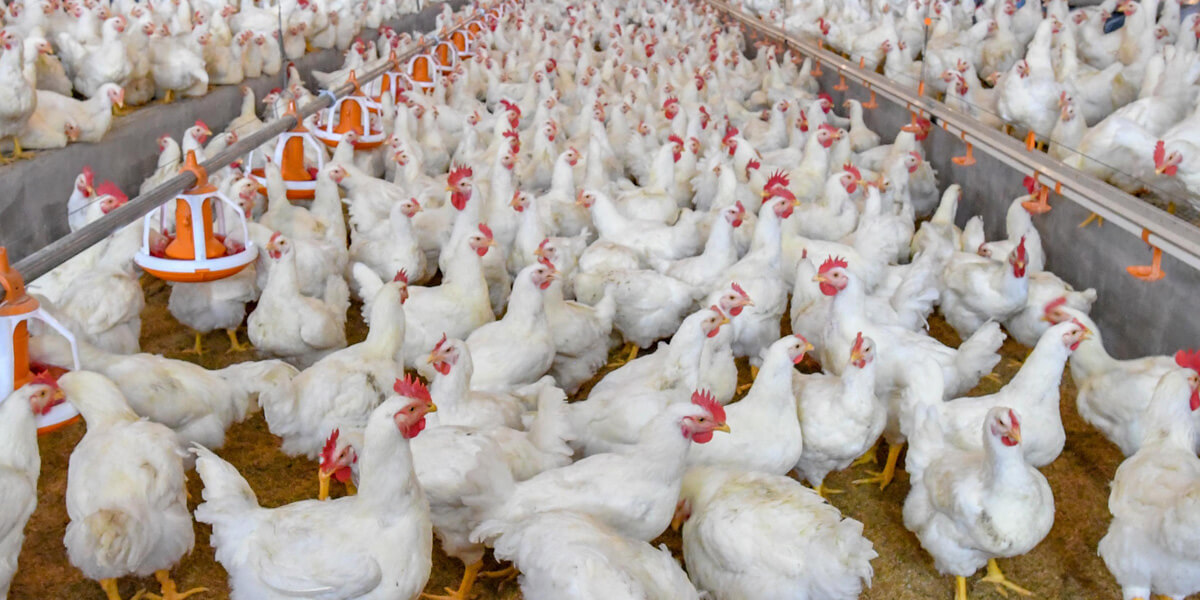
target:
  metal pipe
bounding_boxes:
[705,0,1200,272]
[13,17,466,283]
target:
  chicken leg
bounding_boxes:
[162,89,176,104]
[9,137,31,161]
[136,570,207,600]
[978,559,1033,597]
[318,469,332,501]
[182,332,204,355]
[423,560,482,600]
[101,579,124,600]
[817,483,843,498]
[1078,213,1104,228]
[225,328,251,353]
[852,442,903,490]
[851,441,879,467]
[955,575,968,600]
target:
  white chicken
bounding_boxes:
[464,261,558,392]
[60,371,201,600]
[676,466,877,600]
[194,391,436,600]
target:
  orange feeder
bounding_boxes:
[433,38,459,73]
[247,101,325,200]
[363,52,411,105]
[450,28,475,59]
[135,151,257,283]
[310,72,387,150]
[1,248,82,435]
[404,53,440,92]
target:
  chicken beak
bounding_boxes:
[803,341,815,352]
[1007,426,1021,444]
[426,349,442,364]
[533,246,545,257]
[720,314,731,326]
[487,238,498,247]
[1080,327,1093,341]
[743,298,755,308]
[427,402,438,413]
[812,274,827,283]
[849,347,863,364]
[1156,164,1170,175]
[446,184,455,192]
[713,423,731,433]
[670,512,685,532]
[317,469,332,501]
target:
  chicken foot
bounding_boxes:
[182,332,205,356]
[850,442,880,467]
[318,469,357,501]
[7,137,32,162]
[851,442,903,490]
[225,328,251,353]
[162,89,176,104]
[422,560,482,600]
[101,578,124,600]
[817,483,843,498]
[133,570,207,600]
[1078,213,1104,228]
[978,559,1033,597]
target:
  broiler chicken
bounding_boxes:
[676,466,877,600]
[0,377,65,598]
[194,391,436,600]
[903,405,1055,600]
[1098,360,1200,600]
[247,233,349,367]
[464,261,558,392]
[60,371,202,600]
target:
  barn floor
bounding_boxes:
[12,274,1138,600]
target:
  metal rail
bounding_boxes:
[13,15,467,283]
[706,0,1200,273]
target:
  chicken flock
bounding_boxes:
[749,0,1200,214]
[0,0,423,159]
[2,0,1200,599]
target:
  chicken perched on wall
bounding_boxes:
[60,371,202,600]
[676,466,877,600]
[195,389,436,600]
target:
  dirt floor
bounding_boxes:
[10,273,1149,599]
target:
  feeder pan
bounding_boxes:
[466,19,484,39]
[134,151,258,283]
[247,101,325,200]
[0,248,82,435]
[362,52,411,105]
[433,38,459,73]
[404,53,440,92]
[450,28,475,58]
[310,72,387,150]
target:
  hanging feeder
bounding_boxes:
[134,151,258,283]
[310,72,387,150]
[432,37,459,74]
[246,101,325,200]
[362,52,410,105]
[0,248,82,435]
[404,53,440,92]
[450,27,475,59]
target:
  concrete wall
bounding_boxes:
[813,71,1200,360]
[0,2,454,264]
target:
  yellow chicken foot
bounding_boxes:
[852,442,902,490]
[851,442,880,467]
[817,483,843,498]
[478,564,517,579]
[1078,213,1104,228]
[979,559,1033,597]
[344,480,357,495]
[101,579,124,600]
[162,89,176,104]
[609,342,639,367]
[225,329,251,353]
[182,333,204,355]
[112,103,137,116]
[136,570,207,600]
[749,364,759,379]
[422,560,481,600]
[983,372,1004,384]
[9,137,31,161]
[955,575,968,600]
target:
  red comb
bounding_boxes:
[669,134,684,146]
[734,200,745,213]
[691,389,726,423]
[843,163,861,181]
[478,223,494,239]
[747,158,761,171]
[1023,175,1038,194]
[1176,349,1200,372]
[731,282,749,299]
[1015,236,1027,260]
[81,165,95,183]
[195,119,209,130]
[320,428,340,467]
[433,332,449,353]
[765,170,790,191]
[28,372,61,388]
[448,164,473,185]
[393,270,408,284]
[1154,140,1167,168]
[393,373,431,401]
[96,181,127,204]
[269,231,282,243]
[818,255,849,274]
[1043,296,1068,316]
[851,331,864,351]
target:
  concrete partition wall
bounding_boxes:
[809,68,1200,360]
[0,1,459,264]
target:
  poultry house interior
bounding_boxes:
[2,0,1200,598]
